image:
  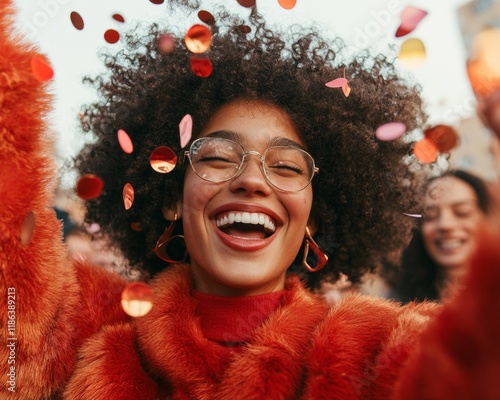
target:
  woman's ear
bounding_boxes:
[162,197,183,221]
[307,216,318,236]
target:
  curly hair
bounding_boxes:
[74,6,430,289]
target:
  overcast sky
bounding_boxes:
[12,0,473,162]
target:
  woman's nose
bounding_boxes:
[229,153,273,195]
[436,209,458,230]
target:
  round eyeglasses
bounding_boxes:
[184,137,318,192]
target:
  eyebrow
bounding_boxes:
[205,130,306,150]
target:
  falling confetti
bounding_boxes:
[325,68,351,97]
[185,24,212,54]
[31,55,54,82]
[375,122,406,141]
[403,213,422,218]
[424,125,459,152]
[149,0,164,4]
[112,14,125,23]
[158,33,176,53]
[150,146,177,173]
[198,10,215,25]
[117,129,134,154]
[104,29,120,44]
[179,114,193,148]
[190,57,213,78]
[76,174,104,199]
[395,6,428,38]
[278,0,297,10]
[20,211,36,247]
[123,183,135,210]
[413,137,438,163]
[121,282,154,317]
[70,11,84,30]
[237,0,256,7]
[398,38,426,69]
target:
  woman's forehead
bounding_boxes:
[200,100,304,146]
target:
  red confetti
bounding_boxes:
[424,124,459,152]
[198,10,215,25]
[70,11,84,30]
[121,282,154,317]
[112,14,125,23]
[123,183,135,210]
[104,29,120,44]
[76,174,104,200]
[190,57,213,78]
[237,0,256,7]
[149,0,164,4]
[31,55,54,81]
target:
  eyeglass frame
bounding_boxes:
[184,136,319,192]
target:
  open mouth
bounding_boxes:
[216,211,276,239]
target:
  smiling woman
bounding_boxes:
[389,169,491,302]
[2,0,500,399]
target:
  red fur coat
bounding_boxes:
[1,1,500,398]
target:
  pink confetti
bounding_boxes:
[179,114,193,148]
[342,84,351,97]
[325,77,348,88]
[117,129,134,154]
[396,6,428,38]
[158,33,175,53]
[375,122,407,141]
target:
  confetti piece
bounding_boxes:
[104,29,120,44]
[403,213,422,218]
[395,6,428,38]
[158,33,175,53]
[413,137,438,163]
[190,57,213,78]
[278,0,297,10]
[236,25,251,34]
[325,78,348,88]
[76,174,104,199]
[70,11,84,30]
[117,129,134,154]
[87,223,101,234]
[198,10,215,25]
[424,124,459,152]
[325,69,350,97]
[185,24,212,54]
[179,114,193,148]
[112,14,125,23]
[20,211,36,247]
[237,0,256,7]
[149,0,164,4]
[31,55,54,81]
[398,38,426,69]
[375,122,407,141]
[150,147,177,173]
[123,183,134,210]
[121,282,154,317]
[342,83,351,97]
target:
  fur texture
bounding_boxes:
[0,1,129,398]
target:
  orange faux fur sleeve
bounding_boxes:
[0,1,129,398]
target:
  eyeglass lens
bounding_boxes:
[188,137,315,191]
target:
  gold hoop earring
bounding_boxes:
[154,214,187,264]
[302,227,328,272]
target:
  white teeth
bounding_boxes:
[216,212,276,233]
[437,240,463,249]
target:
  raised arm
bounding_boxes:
[0,1,128,398]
